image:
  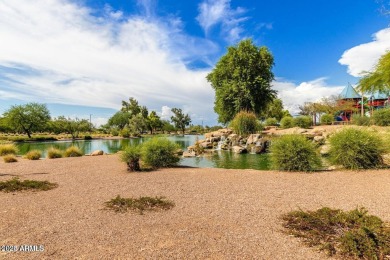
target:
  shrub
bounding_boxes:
[47,147,63,159]
[280,116,294,129]
[141,137,180,168]
[84,135,92,140]
[120,127,131,138]
[64,146,83,157]
[264,117,278,126]
[230,111,261,137]
[111,128,119,136]
[320,113,333,125]
[329,128,384,169]
[0,177,58,192]
[25,150,41,160]
[373,108,390,126]
[3,154,18,163]
[293,116,312,128]
[105,195,175,213]
[352,114,372,126]
[0,144,18,156]
[121,145,141,171]
[282,207,390,259]
[269,134,322,172]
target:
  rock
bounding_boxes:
[183,151,196,157]
[187,145,195,153]
[232,146,247,154]
[320,145,330,155]
[201,142,213,149]
[383,154,390,165]
[246,134,262,145]
[313,136,325,144]
[91,150,104,156]
[227,133,238,141]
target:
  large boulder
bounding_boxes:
[232,146,247,154]
[183,151,196,157]
[320,144,330,155]
[246,134,262,145]
[201,142,213,149]
[91,150,104,156]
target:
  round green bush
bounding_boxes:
[121,145,141,171]
[280,116,294,129]
[293,116,312,128]
[329,128,385,169]
[0,144,18,156]
[120,127,131,138]
[47,147,63,159]
[25,150,41,160]
[320,114,333,125]
[351,114,372,126]
[373,108,390,126]
[230,111,261,137]
[64,146,83,157]
[141,138,180,168]
[269,134,322,172]
[264,117,278,127]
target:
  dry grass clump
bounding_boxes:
[64,146,83,157]
[0,177,58,192]
[282,207,390,259]
[105,195,175,214]
[47,147,63,159]
[25,150,41,160]
[0,143,18,156]
[3,154,18,163]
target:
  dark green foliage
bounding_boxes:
[206,39,276,123]
[170,108,191,134]
[373,108,390,126]
[262,98,289,121]
[84,135,92,140]
[50,116,90,139]
[119,127,131,138]
[25,150,41,160]
[105,195,174,213]
[230,111,261,136]
[293,116,312,128]
[280,116,294,129]
[352,114,372,126]
[3,103,51,138]
[329,128,384,169]
[320,113,334,125]
[282,207,390,259]
[64,146,83,157]
[141,138,180,168]
[3,154,18,163]
[264,117,278,126]
[269,134,321,172]
[108,111,132,129]
[120,146,141,171]
[111,128,119,136]
[0,177,58,192]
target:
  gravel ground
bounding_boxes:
[1,155,390,259]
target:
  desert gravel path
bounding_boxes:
[1,155,390,259]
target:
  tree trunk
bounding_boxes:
[26,131,32,138]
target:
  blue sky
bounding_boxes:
[0,0,390,126]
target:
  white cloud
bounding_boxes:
[273,78,344,115]
[196,0,248,42]
[0,0,216,125]
[339,28,390,77]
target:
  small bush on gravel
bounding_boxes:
[105,195,175,214]
[373,108,390,126]
[141,138,180,168]
[0,177,58,192]
[3,154,18,163]
[121,145,141,171]
[280,116,294,129]
[47,147,63,159]
[320,114,333,125]
[293,116,312,128]
[329,128,385,169]
[282,207,390,259]
[352,114,372,126]
[64,146,83,157]
[0,144,18,156]
[269,134,321,172]
[230,111,261,136]
[25,150,41,160]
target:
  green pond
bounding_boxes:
[16,135,270,170]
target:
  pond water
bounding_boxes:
[16,135,270,170]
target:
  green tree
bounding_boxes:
[3,103,51,138]
[147,111,162,134]
[0,117,12,133]
[206,39,276,123]
[129,113,148,135]
[170,108,191,134]
[107,111,131,129]
[161,120,176,133]
[121,97,141,116]
[52,116,90,139]
[261,98,290,121]
[357,51,390,93]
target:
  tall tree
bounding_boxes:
[357,51,390,93]
[121,97,141,116]
[206,39,276,123]
[51,116,90,139]
[3,103,50,138]
[129,113,148,135]
[261,98,290,121]
[170,108,191,135]
[107,111,131,129]
[147,111,162,134]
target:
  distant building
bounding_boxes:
[337,84,362,121]
[368,91,389,110]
